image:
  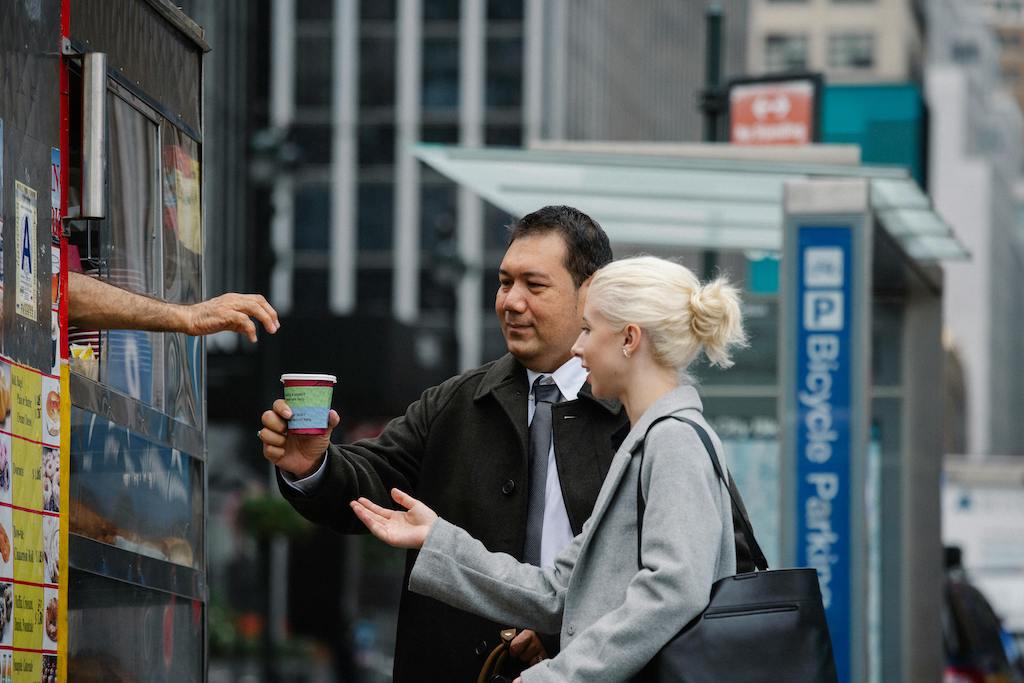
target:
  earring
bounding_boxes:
[622,348,631,358]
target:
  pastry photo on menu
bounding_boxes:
[42,376,60,442]
[0,433,10,502]
[42,447,59,513]
[43,587,58,649]
[0,506,11,578]
[43,516,59,585]
[0,582,11,647]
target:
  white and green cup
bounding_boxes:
[280,373,337,434]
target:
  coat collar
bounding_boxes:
[474,353,621,415]
[622,384,704,455]
[473,353,526,401]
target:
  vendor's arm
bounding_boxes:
[68,271,279,342]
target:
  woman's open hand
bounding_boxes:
[350,488,438,549]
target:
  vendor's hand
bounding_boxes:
[509,629,548,668]
[187,292,279,342]
[350,489,438,550]
[260,399,339,477]
[513,678,522,683]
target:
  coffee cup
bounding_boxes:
[280,373,337,434]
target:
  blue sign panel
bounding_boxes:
[795,225,853,682]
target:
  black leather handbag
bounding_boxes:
[631,415,839,683]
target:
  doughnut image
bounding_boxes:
[42,448,60,513]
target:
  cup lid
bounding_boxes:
[280,373,337,383]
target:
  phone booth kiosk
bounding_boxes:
[1,1,208,680]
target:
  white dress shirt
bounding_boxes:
[283,356,588,568]
[526,356,588,568]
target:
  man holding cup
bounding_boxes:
[259,206,627,682]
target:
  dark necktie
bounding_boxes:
[524,377,561,566]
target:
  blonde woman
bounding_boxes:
[351,256,747,682]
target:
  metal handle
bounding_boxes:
[81,52,107,219]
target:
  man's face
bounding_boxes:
[495,232,582,372]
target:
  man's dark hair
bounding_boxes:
[507,205,613,288]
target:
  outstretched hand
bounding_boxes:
[187,292,279,342]
[350,489,438,550]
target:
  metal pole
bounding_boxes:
[81,52,107,219]
[701,4,723,278]
[702,4,723,143]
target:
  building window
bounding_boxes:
[486,37,524,108]
[357,182,394,251]
[421,124,459,144]
[485,124,522,147]
[764,34,808,72]
[424,0,459,21]
[294,184,330,251]
[488,0,524,20]
[292,124,332,166]
[361,0,395,22]
[296,35,333,107]
[297,0,332,20]
[998,31,1022,49]
[291,268,330,313]
[422,38,460,109]
[951,41,979,65]
[360,37,396,109]
[828,33,875,70]
[358,123,396,169]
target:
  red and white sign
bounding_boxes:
[729,80,816,145]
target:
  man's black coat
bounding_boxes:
[278,353,627,682]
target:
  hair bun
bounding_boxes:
[687,279,747,368]
[689,283,720,339]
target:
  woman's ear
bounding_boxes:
[623,323,642,357]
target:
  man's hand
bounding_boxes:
[350,489,438,550]
[186,292,279,342]
[509,629,548,668]
[260,399,339,477]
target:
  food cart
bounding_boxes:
[1,0,208,679]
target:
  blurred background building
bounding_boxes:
[157,0,1024,680]
[748,0,924,83]
[927,0,1024,457]
[528,0,749,142]
[981,0,1024,111]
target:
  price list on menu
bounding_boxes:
[0,208,66,682]
[0,351,65,683]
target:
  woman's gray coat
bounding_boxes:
[410,385,737,682]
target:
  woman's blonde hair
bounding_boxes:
[588,256,747,372]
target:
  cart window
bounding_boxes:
[68,570,203,683]
[69,408,204,571]
[161,125,203,428]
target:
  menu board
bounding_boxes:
[0,298,67,682]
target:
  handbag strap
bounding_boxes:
[476,629,518,683]
[633,414,768,572]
